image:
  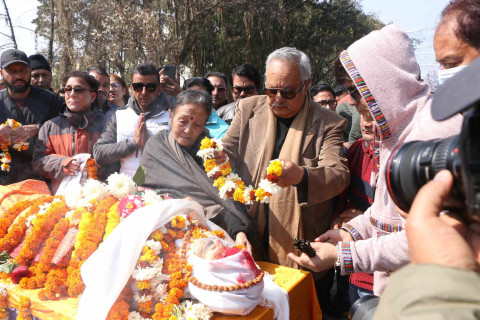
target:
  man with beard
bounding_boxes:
[0,49,63,185]
[28,54,55,92]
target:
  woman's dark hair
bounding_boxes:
[183,77,214,94]
[441,0,480,50]
[110,73,130,104]
[171,90,213,122]
[62,71,99,92]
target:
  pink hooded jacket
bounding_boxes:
[338,25,463,295]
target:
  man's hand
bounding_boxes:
[213,150,228,165]
[12,124,38,144]
[0,126,12,145]
[316,229,353,245]
[288,241,338,272]
[134,114,147,147]
[235,232,253,255]
[159,69,181,97]
[277,160,304,187]
[64,160,80,176]
[407,170,480,272]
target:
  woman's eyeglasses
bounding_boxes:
[131,82,157,92]
[265,81,306,100]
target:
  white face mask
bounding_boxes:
[437,65,467,86]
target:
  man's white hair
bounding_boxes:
[265,47,311,81]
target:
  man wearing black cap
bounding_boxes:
[29,54,54,92]
[0,48,63,185]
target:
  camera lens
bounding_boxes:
[386,135,464,212]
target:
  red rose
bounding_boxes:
[11,265,32,284]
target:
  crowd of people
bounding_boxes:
[0,0,479,318]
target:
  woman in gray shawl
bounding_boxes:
[140,90,262,258]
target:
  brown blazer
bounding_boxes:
[222,95,349,269]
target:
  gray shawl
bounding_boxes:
[140,130,264,258]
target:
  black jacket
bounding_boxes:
[0,87,63,185]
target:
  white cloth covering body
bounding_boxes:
[77,199,288,320]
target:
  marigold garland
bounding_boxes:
[17,296,32,320]
[103,202,120,240]
[86,158,98,180]
[38,268,68,301]
[197,137,283,204]
[66,197,117,297]
[0,198,36,238]
[15,198,69,267]
[19,218,70,290]
[0,284,8,320]
[0,196,55,254]
[0,119,29,172]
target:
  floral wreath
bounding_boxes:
[0,119,29,172]
[197,137,283,204]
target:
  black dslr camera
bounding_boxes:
[386,58,480,224]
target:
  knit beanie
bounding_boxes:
[28,54,51,72]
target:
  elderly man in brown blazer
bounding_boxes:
[220,47,349,313]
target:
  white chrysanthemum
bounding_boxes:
[211,138,224,151]
[146,239,162,255]
[107,173,136,198]
[128,311,147,320]
[152,282,168,301]
[225,173,240,182]
[157,226,167,234]
[196,148,215,160]
[142,189,162,204]
[64,184,84,209]
[180,300,212,320]
[133,292,152,303]
[258,179,282,195]
[243,186,255,205]
[182,216,191,231]
[82,179,109,202]
[132,266,160,281]
[206,166,221,178]
[219,180,236,200]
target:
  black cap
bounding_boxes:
[1,49,30,69]
[28,54,51,72]
[432,57,480,121]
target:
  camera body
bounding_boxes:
[386,103,480,223]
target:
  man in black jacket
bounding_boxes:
[0,49,63,184]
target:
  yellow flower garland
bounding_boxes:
[197,137,283,204]
[0,119,29,172]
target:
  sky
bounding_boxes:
[1,0,451,56]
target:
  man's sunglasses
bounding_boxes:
[131,82,158,92]
[346,86,362,102]
[232,85,256,95]
[64,87,93,94]
[265,81,306,100]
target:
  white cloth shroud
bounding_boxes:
[77,199,289,320]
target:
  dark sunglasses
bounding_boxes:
[64,87,93,94]
[232,85,256,95]
[131,82,158,92]
[317,99,337,107]
[265,81,306,100]
[346,86,362,102]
